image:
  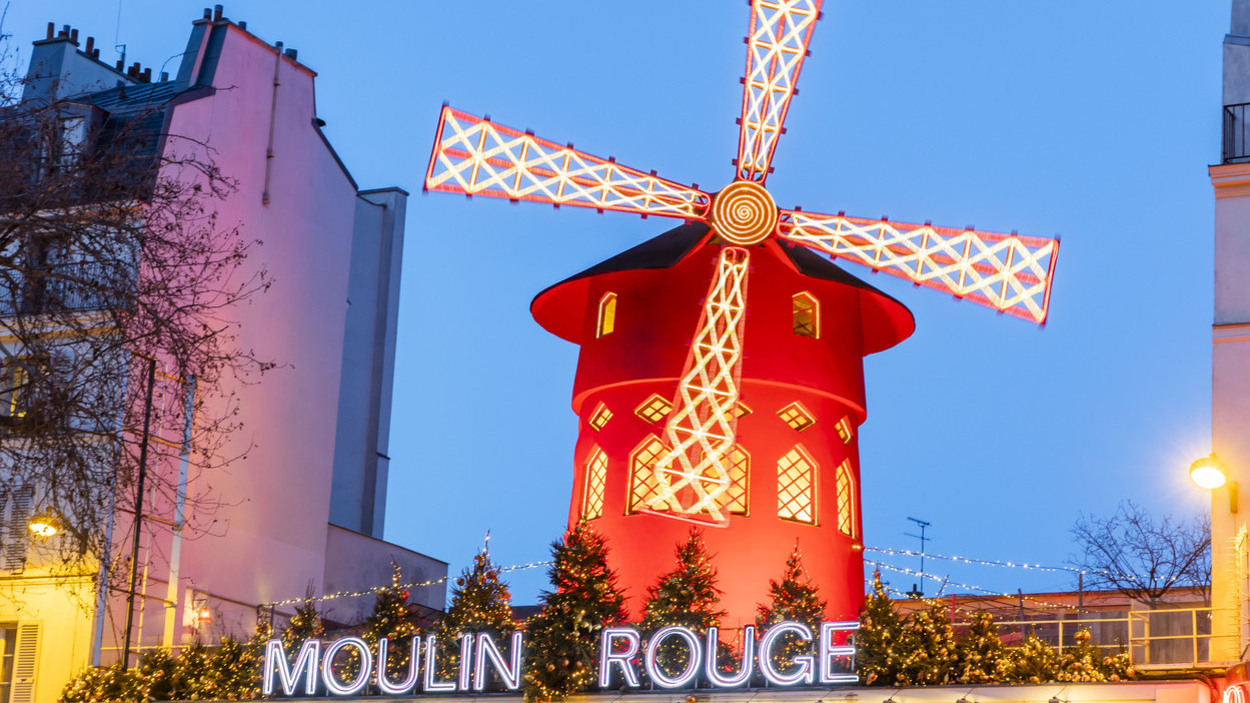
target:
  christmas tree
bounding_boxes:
[856,571,907,685]
[1004,634,1060,683]
[523,522,628,702]
[434,542,518,682]
[640,528,726,680]
[364,563,423,686]
[756,544,826,675]
[281,595,326,652]
[897,602,958,685]
[954,611,1007,684]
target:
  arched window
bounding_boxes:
[835,460,855,537]
[627,436,666,513]
[776,445,817,525]
[792,292,819,338]
[596,292,617,338]
[582,447,608,520]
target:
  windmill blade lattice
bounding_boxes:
[779,211,1058,323]
[736,0,822,184]
[425,106,708,219]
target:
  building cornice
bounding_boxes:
[1210,162,1250,197]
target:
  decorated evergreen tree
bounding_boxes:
[281,596,326,652]
[954,611,1007,684]
[435,543,518,680]
[201,634,265,701]
[756,544,826,673]
[897,602,958,685]
[1005,634,1061,683]
[364,563,423,685]
[523,523,628,703]
[640,528,726,679]
[856,571,907,685]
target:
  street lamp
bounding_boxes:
[1191,453,1237,513]
[27,510,60,538]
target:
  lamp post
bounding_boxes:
[1190,451,1242,662]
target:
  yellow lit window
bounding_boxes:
[834,416,854,444]
[793,292,819,338]
[777,445,817,524]
[835,460,854,537]
[725,446,750,515]
[734,401,752,418]
[588,402,612,431]
[596,292,617,338]
[582,448,609,520]
[2,363,27,419]
[628,436,666,513]
[777,401,815,431]
[635,394,672,424]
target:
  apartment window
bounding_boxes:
[835,460,855,537]
[777,401,816,431]
[792,292,819,338]
[627,436,665,513]
[0,626,14,703]
[588,403,612,431]
[0,363,28,421]
[596,292,617,338]
[582,448,608,520]
[1,488,33,574]
[777,446,817,525]
[635,394,672,424]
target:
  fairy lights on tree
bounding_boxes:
[640,529,726,679]
[756,544,826,673]
[523,523,627,702]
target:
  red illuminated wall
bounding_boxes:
[532,223,913,625]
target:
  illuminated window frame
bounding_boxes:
[734,401,752,418]
[725,446,750,516]
[627,435,665,514]
[582,447,609,520]
[835,460,854,537]
[777,401,816,431]
[792,292,819,338]
[776,445,817,525]
[834,416,854,445]
[588,402,613,431]
[596,292,617,338]
[635,394,672,424]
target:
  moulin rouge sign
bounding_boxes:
[263,621,858,696]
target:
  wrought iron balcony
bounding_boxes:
[0,260,134,316]
[1224,103,1250,163]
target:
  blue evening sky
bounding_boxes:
[3,0,1226,605]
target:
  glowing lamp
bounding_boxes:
[1191,454,1229,490]
[197,606,213,625]
[27,511,59,538]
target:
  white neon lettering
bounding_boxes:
[818,621,860,684]
[376,637,421,694]
[705,625,755,686]
[423,634,456,692]
[321,637,371,695]
[644,626,702,689]
[474,632,523,690]
[599,628,641,688]
[457,634,473,690]
[758,622,814,685]
[263,639,321,696]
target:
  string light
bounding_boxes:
[264,560,552,608]
[864,560,1087,613]
[866,547,1080,575]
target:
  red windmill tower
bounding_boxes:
[424,0,1058,624]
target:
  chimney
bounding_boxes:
[213,5,223,21]
[69,28,78,44]
[26,21,126,103]
[45,23,53,40]
[284,48,298,60]
[84,36,94,55]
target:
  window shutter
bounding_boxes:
[10,623,39,703]
[4,487,33,573]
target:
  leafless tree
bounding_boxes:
[1069,501,1211,607]
[0,28,270,585]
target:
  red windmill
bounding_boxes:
[424,0,1058,624]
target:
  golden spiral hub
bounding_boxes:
[710,180,779,246]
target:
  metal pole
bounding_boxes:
[121,357,156,669]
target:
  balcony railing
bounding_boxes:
[1225,103,1250,163]
[0,260,134,317]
